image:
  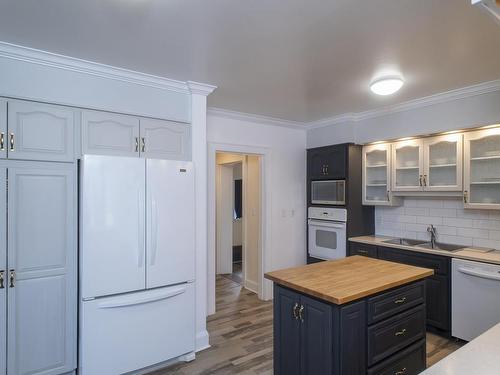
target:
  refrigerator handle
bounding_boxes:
[150,198,158,266]
[137,191,144,268]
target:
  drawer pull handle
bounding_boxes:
[357,250,369,255]
[298,305,305,322]
[394,297,407,304]
[395,368,407,375]
[395,328,407,337]
[292,302,300,320]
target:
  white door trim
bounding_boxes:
[216,164,234,275]
[208,142,271,315]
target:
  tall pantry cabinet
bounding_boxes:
[0,99,77,375]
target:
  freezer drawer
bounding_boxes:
[452,258,500,341]
[79,283,195,375]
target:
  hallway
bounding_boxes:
[157,278,462,375]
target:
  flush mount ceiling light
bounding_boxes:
[370,76,404,96]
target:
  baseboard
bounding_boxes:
[128,351,196,374]
[245,279,259,294]
[196,329,211,352]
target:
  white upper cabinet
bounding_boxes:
[0,101,6,160]
[82,111,140,157]
[140,118,191,161]
[464,127,500,209]
[7,101,75,162]
[362,143,401,206]
[423,134,463,192]
[392,139,424,192]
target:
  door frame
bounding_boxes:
[208,142,270,315]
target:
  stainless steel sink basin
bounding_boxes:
[416,242,466,252]
[383,238,428,246]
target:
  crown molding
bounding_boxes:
[187,81,217,96]
[307,79,500,129]
[0,41,214,95]
[207,107,307,130]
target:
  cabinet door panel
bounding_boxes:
[7,163,76,375]
[348,242,378,258]
[8,101,75,162]
[300,295,332,375]
[141,118,191,160]
[392,140,424,192]
[0,101,6,159]
[0,168,5,375]
[426,275,450,331]
[308,149,329,180]
[274,286,301,375]
[423,134,463,192]
[146,160,195,288]
[464,128,500,209]
[81,156,146,298]
[363,144,394,206]
[82,111,140,157]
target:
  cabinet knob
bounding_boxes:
[298,305,305,322]
[463,190,468,204]
[135,137,139,152]
[0,270,4,289]
[0,132,4,151]
[419,175,423,187]
[9,133,14,151]
[9,269,15,288]
[141,137,146,153]
[423,174,427,186]
[394,328,407,337]
[293,302,300,320]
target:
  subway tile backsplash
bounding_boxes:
[375,198,500,250]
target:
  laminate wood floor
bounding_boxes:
[153,277,462,375]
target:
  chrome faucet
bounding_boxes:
[427,225,437,248]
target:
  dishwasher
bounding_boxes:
[452,258,500,341]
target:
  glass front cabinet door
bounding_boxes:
[423,134,463,192]
[363,143,401,206]
[392,140,424,192]
[464,128,500,209]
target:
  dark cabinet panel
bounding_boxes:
[426,275,450,332]
[367,305,426,366]
[300,295,333,375]
[378,246,449,276]
[348,242,378,258]
[307,145,347,180]
[274,286,301,375]
[367,339,426,375]
[339,300,367,375]
[367,281,425,324]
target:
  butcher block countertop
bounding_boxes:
[264,256,433,305]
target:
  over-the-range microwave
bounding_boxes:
[311,179,346,205]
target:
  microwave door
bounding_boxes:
[311,180,345,205]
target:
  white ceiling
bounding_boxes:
[0,0,499,122]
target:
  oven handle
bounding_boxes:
[308,219,346,229]
[457,267,500,281]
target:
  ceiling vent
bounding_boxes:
[472,0,500,24]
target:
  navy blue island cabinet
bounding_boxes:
[267,256,432,375]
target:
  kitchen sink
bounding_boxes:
[416,242,466,252]
[383,238,428,246]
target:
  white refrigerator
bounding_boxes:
[79,155,195,375]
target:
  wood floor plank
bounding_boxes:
[151,277,462,374]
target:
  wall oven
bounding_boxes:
[308,207,347,260]
[311,180,346,205]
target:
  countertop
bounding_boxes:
[422,323,500,375]
[350,235,500,266]
[264,256,433,305]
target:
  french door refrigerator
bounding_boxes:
[79,155,195,375]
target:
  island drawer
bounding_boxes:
[367,304,426,366]
[367,339,426,375]
[367,281,425,324]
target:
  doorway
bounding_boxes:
[214,152,263,302]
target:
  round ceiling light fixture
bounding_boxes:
[370,76,404,96]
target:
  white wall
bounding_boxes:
[376,197,500,250]
[207,115,307,299]
[307,90,500,147]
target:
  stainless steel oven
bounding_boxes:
[308,207,347,260]
[311,180,345,205]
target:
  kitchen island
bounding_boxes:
[265,256,433,375]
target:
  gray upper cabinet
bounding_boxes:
[7,101,75,162]
[140,118,191,160]
[6,162,76,375]
[0,101,6,160]
[0,168,6,375]
[82,111,140,157]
